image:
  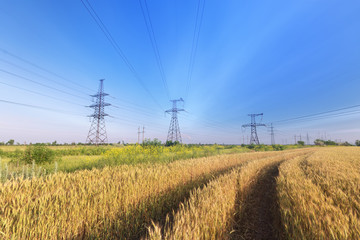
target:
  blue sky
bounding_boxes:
[0,0,359,144]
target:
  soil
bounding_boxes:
[231,163,285,240]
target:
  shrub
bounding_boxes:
[247,144,255,149]
[272,144,285,151]
[142,138,162,146]
[314,139,325,146]
[165,140,180,146]
[297,141,305,146]
[20,145,56,164]
[324,140,336,145]
[341,141,352,146]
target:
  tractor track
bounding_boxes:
[232,162,285,240]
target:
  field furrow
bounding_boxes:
[147,167,241,240]
[229,151,313,240]
[232,162,282,240]
[146,150,310,240]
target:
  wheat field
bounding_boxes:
[0,147,359,239]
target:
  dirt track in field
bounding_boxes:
[232,163,284,240]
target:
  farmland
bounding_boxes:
[0,146,359,239]
[0,144,296,181]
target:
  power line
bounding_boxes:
[0,99,83,116]
[274,109,360,126]
[107,117,165,132]
[0,72,167,133]
[182,111,236,132]
[0,57,91,96]
[109,105,157,119]
[264,106,360,142]
[108,108,163,125]
[106,101,168,126]
[0,69,89,101]
[273,104,360,124]
[184,111,227,126]
[110,112,235,139]
[138,0,170,99]
[0,48,95,93]
[181,115,236,135]
[185,0,205,101]
[107,97,167,119]
[110,95,163,115]
[0,50,160,119]
[0,81,85,107]
[80,0,164,111]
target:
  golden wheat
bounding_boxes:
[147,150,308,239]
[0,150,294,239]
[277,147,360,239]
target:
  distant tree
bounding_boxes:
[142,138,162,146]
[314,139,325,146]
[165,140,180,146]
[34,143,45,146]
[0,142,5,146]
[297,141,305,146]
[341,141,352,146]
[355,140,360,146]
[51,141,57,146]
[6,139,15,145]
[272,144,285,151]
[324,140,336,146]
[254,144,266,151]
[247,144,255,149]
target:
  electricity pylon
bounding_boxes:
[137,127,141,143]
[306,133,310,145]
[270,123,275,145]
[86,79,110,145]
[165,98,184,143]
[137,126,145,144]
[242,113,266,145]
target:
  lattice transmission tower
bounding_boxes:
[165,98,185,143]
[306,133,310,145]
[86,79,111,145]
[242,113,266,145]
[270,123,275,145]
